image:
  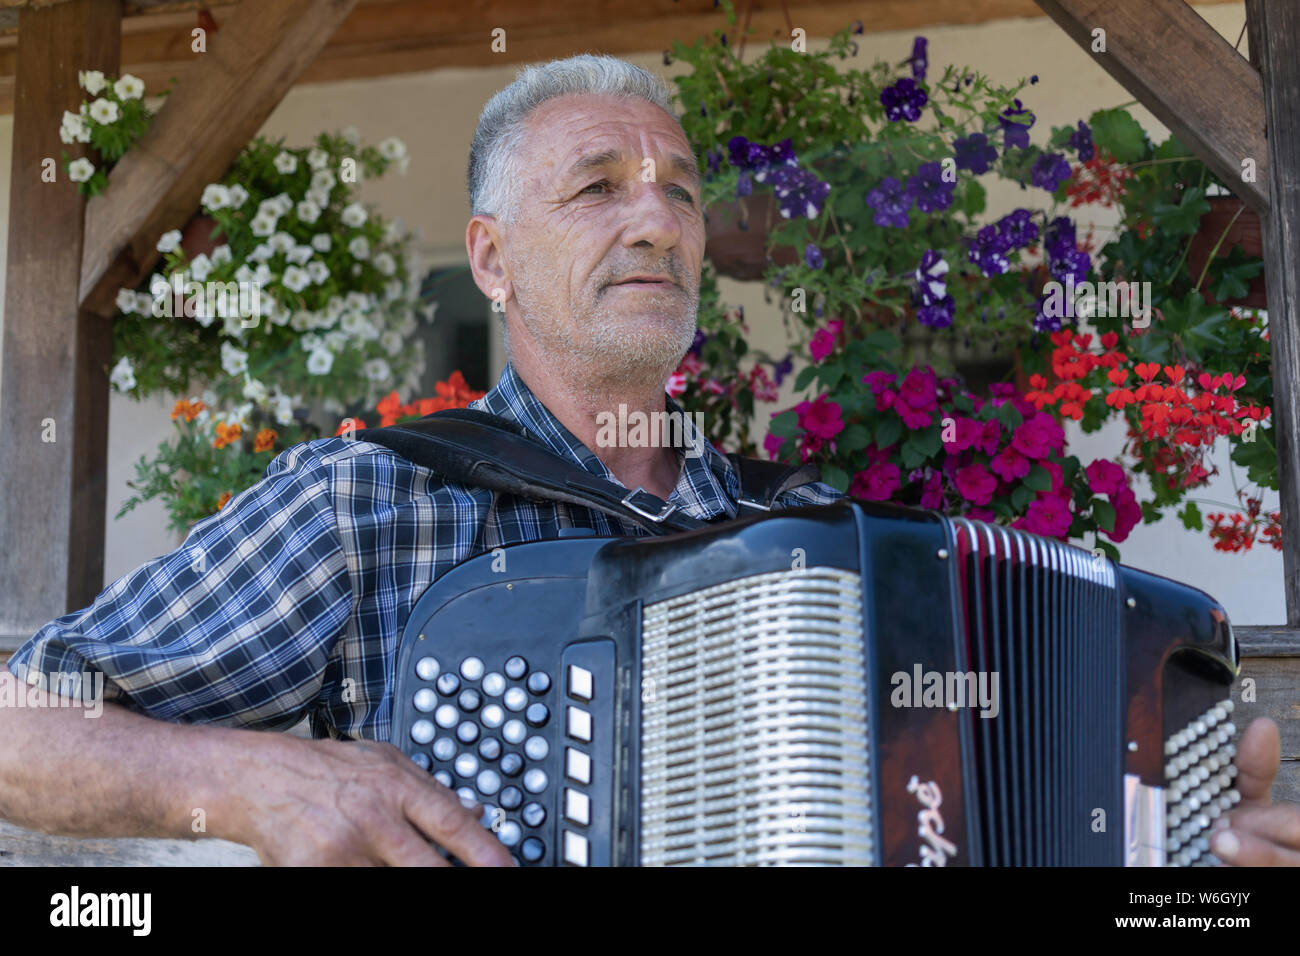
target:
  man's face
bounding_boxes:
[500,93,705,387]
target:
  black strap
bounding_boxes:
[353,408,820,536]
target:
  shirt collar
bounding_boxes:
[468,361,741,521]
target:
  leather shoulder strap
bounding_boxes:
[725,452,823,512]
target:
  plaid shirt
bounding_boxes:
[7,362,843,741]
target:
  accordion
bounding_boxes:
[392,499,1240,866]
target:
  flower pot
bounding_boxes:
[1186,197,1267,309]
[181,214,223,259]
[704,192,800,281]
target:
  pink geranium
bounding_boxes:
[920,472,944,509]
[795,395,844,439]
[943,416,983,454]
[954,463,997,506]
[763,431,785,461]
[990,445,1030,481]
[967,506,995,522]
[1085,458,1126,497]
[1016,493,1073,539]
[809,319,844,363]
[899,368,939,413]
[1011,412,1065,460]
[978,420,1002,456]
[1105,486,1142,543]
[850,462,901,501]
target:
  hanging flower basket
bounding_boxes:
[1187,196,1267,309]
[703,192,799,281]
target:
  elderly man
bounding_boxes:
[1,55,1295,867]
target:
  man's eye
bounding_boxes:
[669,186,696,204]
[582,180,611,194]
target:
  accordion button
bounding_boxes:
[435,705,458,729]
[522,802,547,828]
[434,770,453,788]
[413,689,437,713]
[481,704,505,729]
[565,748,592,785]
[457,721,480,745]
[524,736,549,761]
[433,738,457,762]
[482,672,506,697]
[460,657,485,681]
[523,768,548,794]
[499,786,523,810]
[520,838,545,864]
[564,789,591,826]
[478,737,502,761]
[504,656,528,680]
[526,703,550,728]
[410,720,435,745]
[436,674,461,697]
[455,753,480,778]
[477,770,502,796]
[415,657,440,681]
[410,752,431,772]
[458,689,483,713]
[567,665,594,702]
[498,821,522,847]
[567,707,593,743]
[563,831,590,867]
[457,787,476,807]
[527,671,552,695]
[503,720,527,745]
[500,753,524,777]
[504,687,528,712]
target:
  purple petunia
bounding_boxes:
[769,166,831,219]
[1068,120,1094,162]
[805,244,824,269]
[771,353,794,386]
[727,136,798,177]
[914,249,949,303]
[998,208,1039,248]
[735,171,753,197]
[953,132,998,175]
[999,99,1035,150]
[917,295,956,329]
[968,223,1012,276]
[865,176,913,228]
[1030,151,1073,192]
[688,329,707,356]
[881,77,928,122]
[905,161,956,212]
[1043,216,1091,284]
[910,37,928,81]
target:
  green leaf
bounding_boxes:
[769,409,799,438]
[1094,539,1120,562]
[1089,107,1147,164]
[875,415,903,450]
[839,423,871,452]
[995,401,1023,431]
[958,179,987,218]
[1092,498,1117,533]
[1023,464,1052,492]
[794,365,818,392]
[1178,501,1204,531]
[821,463,849,493]
[1010,485,1033,511]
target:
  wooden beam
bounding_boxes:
[1033,0,1269,216]
[1243,0,1300,627]
[78,0,359,317]
[0,0,120,645]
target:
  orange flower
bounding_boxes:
[253,428,278,453]
[334,417,366,436]
[170,398,207,422]
[216,491,232,510]
[212,421,242,449]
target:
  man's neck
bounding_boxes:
[509,345,684,501]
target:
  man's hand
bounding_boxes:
[231,736,517,867]
[1210,717,1300,866]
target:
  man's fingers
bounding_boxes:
[1233,717,1281,807]
[403,779,516,867]
[1212,808,1300,867]
[367,819,454,867]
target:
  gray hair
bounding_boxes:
[467,54,679,224]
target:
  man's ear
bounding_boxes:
[466,215,511,312]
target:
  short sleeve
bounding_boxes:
[5,442,353,731]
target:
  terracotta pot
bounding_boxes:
[704,192,799,281]
[181,214,223,259]
[1186,197,1267,309]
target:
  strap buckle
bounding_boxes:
[738,497,771,512]
[620,488,678,523]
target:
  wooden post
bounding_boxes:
[1245,0,1300,626]
[0,1,121,650]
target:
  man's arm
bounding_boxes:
[0,665,514,866]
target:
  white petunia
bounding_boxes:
[324,330,348,351]
[345,291,371,312]
[378,137,407,161]
[156,229,182,253]
[109,356,136,392]
[243,377,269,404]
[287,245,314,265]
[135,291,155,315]
[234,264,256,284]
[68,158,95,183]
[221,341,249,376]
[254,264,273,287]
[306,349,334,375]
[372,252,396,276]
[296,199,321,224]
[306,260,330,284]
[381,330,404,356]
[79,70,107,95]
[363,358,391,383]
[311,234,332,253]
[268,300,292,326]
[273,193,294,215]
[88,97,119,124]
[341,126,361,146]
[340,202,367,227]
[273,151,298,174]
[250,214,276,238]
[269,231,295,253]
[189,253,213,282]
[211,244,233,266]
[59,111,87,145]
[307,147,330,170]
[282,266,311,293]
[201,183,231,211]
[384,278,404,302]
[310,170,336,193]
[289,310,312,332]
[113,74,145,100]
[227,184,250,208]
[325,296,345,319]
[384,218,407,242]
[115,288,139,314]
[398,314,417,337]
[300,333,324,353]
[273,396,296,426]
[248,244,274,263]
[348,236,370,260]
[257,198,282,219]
[307,188,332,209]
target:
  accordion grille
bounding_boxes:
[638,567,873,866]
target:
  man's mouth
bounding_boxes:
[611,275,675,288]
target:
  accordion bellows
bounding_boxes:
[393,500,1240,866]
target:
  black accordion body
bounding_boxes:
[392,499,1240,866]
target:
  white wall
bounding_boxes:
[0,3,1284,623]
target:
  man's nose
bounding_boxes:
[620,181,683,252]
